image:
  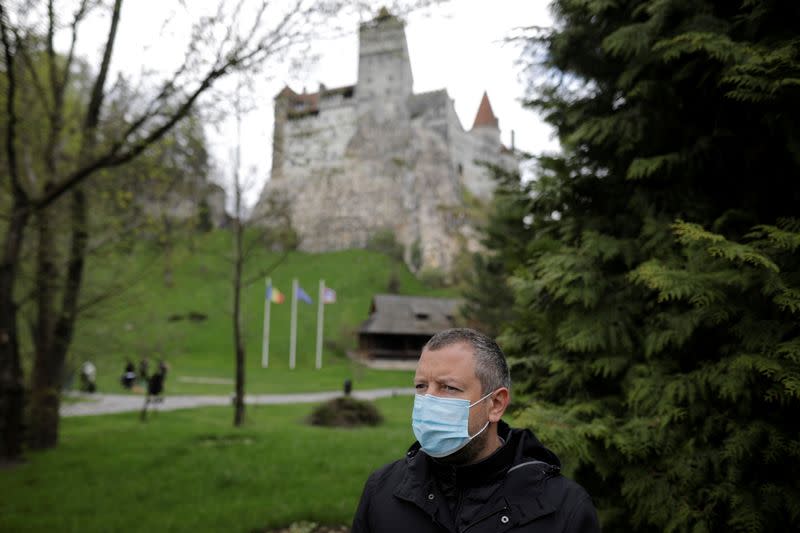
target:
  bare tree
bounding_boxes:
[0,0,376,461]
[231,84,247,427]
[228,76,295,427]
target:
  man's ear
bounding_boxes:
[488,388,510,422]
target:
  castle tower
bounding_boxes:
[356,8,414,104]
[270,86,294,180]
[470,91,501,145]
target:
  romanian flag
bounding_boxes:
[266,286,285,304]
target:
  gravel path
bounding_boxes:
[61,388,415,417]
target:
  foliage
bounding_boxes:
[255,189,300,251]
[196,198,214,233]
[410,238,423,272]
[418,267,448,289]
[461,165,533,337]
[308,396,384,427]
[365,228,405,263]
[387,269,401,294]
[474,1,800,531]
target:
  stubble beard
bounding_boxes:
[438,421,492,466]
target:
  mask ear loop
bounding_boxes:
[469,389,495,408]
[467,389,496,438]
[468,419,491,439]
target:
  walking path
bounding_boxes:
[61,388,416,417]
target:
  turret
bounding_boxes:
[470,91,501,145]
[356,8,414,103]
[271,86,294,179]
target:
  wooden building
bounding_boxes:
[357,294,462,362]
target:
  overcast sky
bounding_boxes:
[67,0,557,207]
[287,0,557,153]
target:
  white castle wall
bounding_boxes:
[281,102,357,177]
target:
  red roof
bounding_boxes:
[471,91,499,129]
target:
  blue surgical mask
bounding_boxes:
[411,391,493,458]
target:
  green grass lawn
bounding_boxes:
[5,231,464,530]
[1,396,416,533]
[59,230,457,395]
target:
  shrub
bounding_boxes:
[308,397,383,428]
[366,229,404,263]
[418,267,448,289]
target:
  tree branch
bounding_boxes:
[242,251,290,288]
[0,1,26,201]
[31,0,318,211]
[83,0,122,138]
[59,0,92,102]
[15,30,52,117]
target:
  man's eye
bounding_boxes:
[415,383,426,390]
[444,385,459,392]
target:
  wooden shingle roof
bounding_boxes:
[358,294,461,336]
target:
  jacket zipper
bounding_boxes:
[460,505,511,533]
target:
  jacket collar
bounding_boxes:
[427,421,516,487]
[394,421,562,527]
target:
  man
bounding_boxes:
[352,328,599,532]
[80,360,97,393]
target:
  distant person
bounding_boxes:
[351,328,599,532]
[140,361,169,421]
[121,360,136,390]
[80,361,97,393]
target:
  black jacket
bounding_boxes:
[352,421,599,533]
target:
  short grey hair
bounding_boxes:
[423,328,511,394]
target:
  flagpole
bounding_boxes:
[290,278,298,369]
[316,280,324,369]
[262,277,271,368]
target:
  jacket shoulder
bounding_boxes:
[352,456,414,533]
[542,475,600,532]
[505,461,599,532]
[363,455,409,490]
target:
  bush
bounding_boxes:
[418,267,448,289]
[366,229,404,263]
[308,397,383,428]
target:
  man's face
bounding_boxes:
[414,342,492,461]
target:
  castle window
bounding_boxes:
[388,75,393,81]
[457,163,463,176]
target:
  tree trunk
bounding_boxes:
[0,206,29,462]
[24,0,122,450]
[28,187,88,449]
[233,214,245,427]
[28,203,59,449]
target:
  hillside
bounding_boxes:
[64,230,459,395]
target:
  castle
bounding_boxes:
[255,9,517,271]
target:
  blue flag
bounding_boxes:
[296,285,313,304]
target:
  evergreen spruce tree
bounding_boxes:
[474,1,800,531]
[461,167,533,337]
